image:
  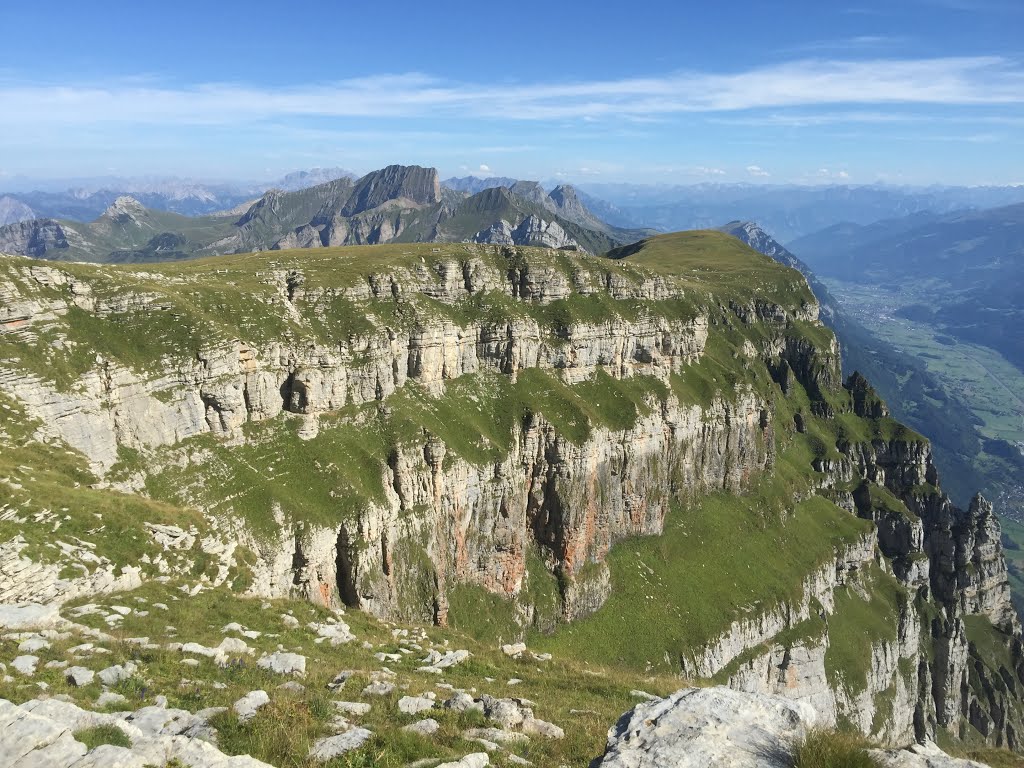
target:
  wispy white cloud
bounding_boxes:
[778,34,909,55]
[2,56,1023,127]
[709,110,1024,128]
[914,0,1017,10]
[746,165,771,177]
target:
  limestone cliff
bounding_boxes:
[0,231,1020,754]
[0,218,71,257]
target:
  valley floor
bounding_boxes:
[827,278,1024,617]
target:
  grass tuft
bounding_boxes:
[790,728,880,768]
[73,724,132,751]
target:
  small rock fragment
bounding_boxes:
[65,667,95,687]
[233,690,271,723]
[436,754,490,768]
[12,655,39,676]
[521,717,565,739]
[403,718,440,736]
[501,642,527,658]
[309,728,373,762]
[257,652,306,676]
[98,662,138,686]
[96,691,129,708]
[327,670,353,691]
[334,701,372,715]
[398,695,435,715]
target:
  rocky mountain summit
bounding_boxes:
[1,232,1023,765]
[0,196,36,227]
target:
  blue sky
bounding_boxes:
[1,0,1023,185]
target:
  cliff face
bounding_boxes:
[340,164,441,216]
[0,218,71,257]
[0,232,1020,753]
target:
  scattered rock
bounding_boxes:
[403,718,440,736]
[12,655,39,676]
[871,739,991,767]
[96,691,129,708]
[327,670,353,691]
[398,695,435,715]
[362,681,396,696]
[233,690,271,723]
[418,649,471,672]
[436,754,489,768]
[444,692,484,714]
[145,522,196,550]
[463,727,529,745]
[65,666,95,687]
[480,695,526,729]
[311,620,355,645]
[98,662,138,686]
[181,637,251,660]
[501,642,527,658]
[257,652,306,676]
[278,681,306,695]
[18,635,51,653]
[334,701,372,715]
[0,603,59,630]
[309,728,374,761]
[521,716,564,739]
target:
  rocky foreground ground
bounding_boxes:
[0,595,1002,768]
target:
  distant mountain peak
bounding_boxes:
[102,195,147,219]
[442,175,520,195]
[341,165,440,216]
[274,167,355,191]
[0,195,35,227]
[717,220,791,262]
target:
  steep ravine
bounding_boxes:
[1,233,1021,755]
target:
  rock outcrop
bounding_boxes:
[473,215,581,250]
[0,218,71,257]
[341,164,441,216]
[0,697,273,768]
[594,687,991,768]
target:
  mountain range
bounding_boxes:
[0,165,653,263]
[575,181,1024,243]
[0,168,357,226]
